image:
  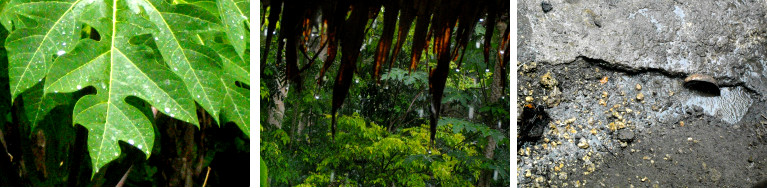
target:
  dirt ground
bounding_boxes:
[516,59,767,187]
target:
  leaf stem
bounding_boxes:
[202,167,211,187]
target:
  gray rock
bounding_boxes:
[541,1,553,13]
[617,129,635,142]
[518,0,767,100]
[546,87,562,107]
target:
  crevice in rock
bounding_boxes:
[571,55,762,98]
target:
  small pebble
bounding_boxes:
[565,117,576,124]
[636,84,642,90]
[577,138,590,149]
[636,93,644,101]
[541,1,553,13]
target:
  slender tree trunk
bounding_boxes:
[479,19,507,186]
[267,80,288,129]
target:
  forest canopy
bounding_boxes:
[260,0,510,186]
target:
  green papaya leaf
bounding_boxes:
[22,79,71,130]
[220,75,249,137]
[130,0,224,123]
[5,0,86,102]
[211,43,248,85]
[0,0,34,31]
[216,0,248,58]
[44,0,199,173]
[2,0,249,176]
[182,0,218,16]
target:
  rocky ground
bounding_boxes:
[517,0,767,187]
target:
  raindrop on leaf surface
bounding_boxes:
[164,107,170,113]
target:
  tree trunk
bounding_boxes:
[479,18,507,187]
[267,80,288,129]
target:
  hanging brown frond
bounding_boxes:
[317,0,346,87]
[451,1,482,68]
[408,0,433,72]
[387,0,415,71]
[260,0,283,77]
[427,0,460,150]
[331,2,370,140]
[281,3,304,92]
[372,1,399,82]
[499,25,510,91]
[483,1,498,67]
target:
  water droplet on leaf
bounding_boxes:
[76,85,81,89]
[128,139,134,145]
[56,50,66,56]
[164,107,170,113]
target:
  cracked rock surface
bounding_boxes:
[517,0,767,187]
[518,0,767,97]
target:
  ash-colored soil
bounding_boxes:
[517,0,767,187]
[517,59,767,187]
